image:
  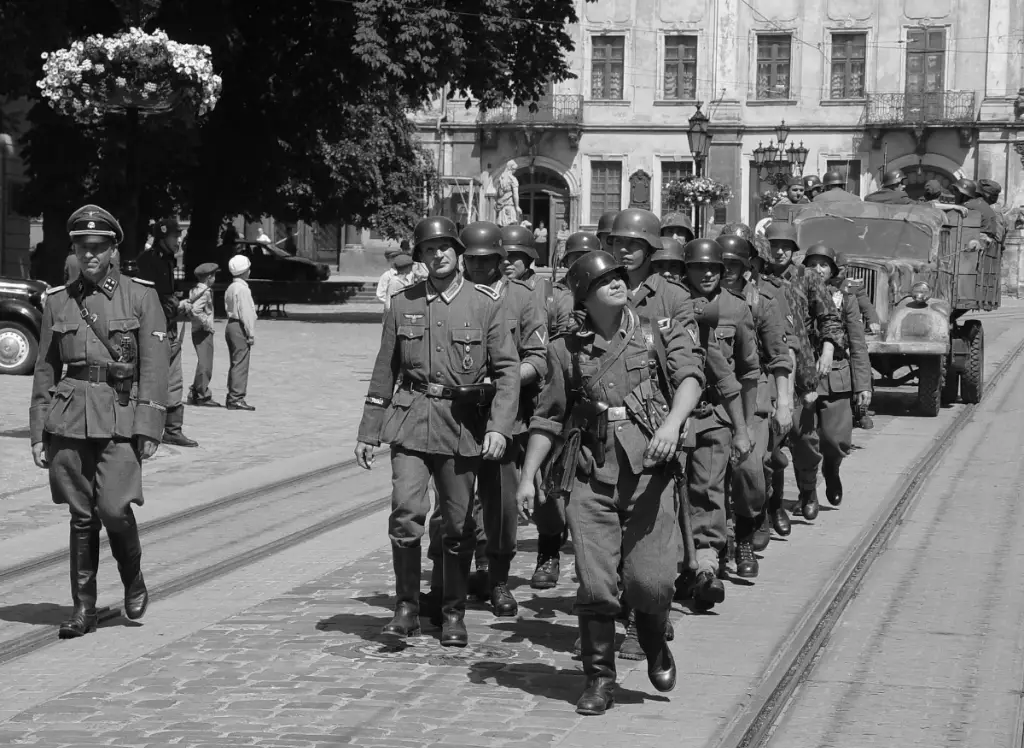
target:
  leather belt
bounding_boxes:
[64,363,109,384]
[605,406,628,421]
[403,380,456,400]
[692,400,714,419]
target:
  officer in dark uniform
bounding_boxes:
[596,210,619,251]
[801,244,872,506]
[864,170,915,205]
[354,216,520,648]
[518,250,706,715]
[30,204,169,639]
[135,218,198,448]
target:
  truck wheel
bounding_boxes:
[917,355,944,417]
[0,321,38,376]
[959,320,984,404]
[941,350,959,406]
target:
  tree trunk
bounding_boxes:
[182,176,224,279]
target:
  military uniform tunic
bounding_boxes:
[357,273,520,555]
[135,247,184,409]
[531,308,705,616]
[30,269,169,532]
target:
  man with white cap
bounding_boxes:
[224,255,257,411]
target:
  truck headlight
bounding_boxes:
[911,282,931,303]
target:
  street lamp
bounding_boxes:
[687,102,712,236]
[753,119,808,190]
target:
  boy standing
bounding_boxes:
[224,255,257,411]
[187,262,220,407]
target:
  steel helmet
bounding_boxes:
[412,216,464,258]
[718,235,753,268]
[651,236,686,264]
[764,221,798,245]
[501,224,534,253]
[563,231,602,260]
[881,169,906,188]
[719,222,755,244]
[803,175,823,193]
[460,221,505,257]
[682,238,725,267]
[566,250,627,303]
[660,211,695,239]
[951,178,978,199]
[609,208,662,250]
[596,210,619,236]
[822,171,845,188]
[802,242,840,275]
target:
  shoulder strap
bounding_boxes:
[639,316,672,399]
[70,288,125,362]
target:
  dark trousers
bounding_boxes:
[190,329,215,400]
[789,395,853,478]
[729,413,771,520]
[389,446,477,560]
[46,435,142,533]
[167,326,184,408]
[568,468,678,618]
[225,319,251,405]
[686,419,732,565]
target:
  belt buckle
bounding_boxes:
[89,363,104,382]
[426,383,445,398]
[606,406,627,421]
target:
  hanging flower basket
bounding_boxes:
[664,175,734,210]
[759,189,784,211]
[38,28,222,124]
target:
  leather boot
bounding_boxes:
[575,615,616,716]
[529,534,562,589]
[59,528,99,639]
[823,461,843,506]
[382,545,422,638]
[107,512,149,620]
[487,555,518,617]
[439,553,469,647]
[468,554,490,602]
[420,561,444,627]
[617,607,645,661]
[692,567,725,608]
[752,511,771,552]
[635,610,676,692]
[162,405,199,448]
[799,488,820,520]
[769,471,792,536]
[734,516,760,579]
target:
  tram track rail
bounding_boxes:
[0,454,390,668]
[712,336,1024,748]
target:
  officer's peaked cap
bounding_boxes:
[67,204,124,244]
[155,217,183,235]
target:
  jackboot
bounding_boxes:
[468,554,490,602]
[617,607,645,661]
[575,615,616,716]
[823,460,843,506]
[162,405,199,448]
[769,470,792,536]
[59,528,99,639]
[692,567,725,608]
[420,561,444,627]
[634,610,676,692]
[440,553,469,647]
[529,533,562,589]
[382,545,422,638]
[487,555,518,617]
[107,512,149,620]
[752,511,771,552]
[799,488,820,521]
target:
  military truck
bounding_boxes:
[770,201,1000,416]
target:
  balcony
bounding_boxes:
[865,91,976,127]
[478,94,584,126]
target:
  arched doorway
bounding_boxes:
[900,165,955,201]
[516,166,570,267]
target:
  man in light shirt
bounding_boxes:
[375,249,426,308]
[224,255,258,411]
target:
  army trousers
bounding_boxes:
[389,446,477,558]
[729,413,771,521]
[167,325,184,409]
[787,396,853,490]
[46,435,143,534]
[568,467,678,618]
[686,418,732,565]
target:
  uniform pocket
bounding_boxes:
[396,325,425,369]
[44,379,76,435]
[451,327,483,372]
[51,321,81,361]
[380,388,415,445]
[716,326,736,364]
[827,359,853,394]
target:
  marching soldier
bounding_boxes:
[649,237,685,283]
[502,224,570,339]
[801,245,872,506]
[763,222,845,521]
[596,210,618,251]
[30,204,169,639]
[135,218,198,448]
[517,250,705,715]
[354,216,520,648]
[660,212,695,245]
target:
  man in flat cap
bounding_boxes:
[186,262,221,406]
[30,204,169,639]
[136,217,199,447]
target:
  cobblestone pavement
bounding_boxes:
[1,301,1023,748]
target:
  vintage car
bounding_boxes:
[770,201,1000,416]
[0,276,47,376]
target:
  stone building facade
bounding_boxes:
[415,0,1024,262]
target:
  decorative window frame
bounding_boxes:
[585,30,632,103]
[897,23,956,94]
[583,155,628,225]
[652,156,695,217]
[821,27,873,102]
[655,28,706,104]
[748,28,801,103]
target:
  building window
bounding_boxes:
[590,161,622,223]
[830,33,866,99]
[661,161,693,201]
[905,27,945,95]
[756,34,792,100]
[591,35,625,100]
[826,160,861,197]
[664,36,698,100]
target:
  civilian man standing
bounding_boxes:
[224,255,257,411]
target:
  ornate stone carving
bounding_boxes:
[629,169,652,210]
[904,0,951,19]
[827,0,871,20]
[479,126,498,149]
[751,0,799,23]
[1014,88,1024,122]
[567,127,582,149]
[1014,141,1024,168]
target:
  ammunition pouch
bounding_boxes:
[573,399,609,468]
[542,428,583,501]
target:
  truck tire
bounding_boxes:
[0,320,38,376]
[941,350,959,406]
[917,355,944,417]
[959,320,984,404]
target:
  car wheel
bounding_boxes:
[916,355,944,417]
[941,349,959,406]
[0,321,38,376]
[959,320,984,404]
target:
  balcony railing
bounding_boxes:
[478,94,584,126]
[865,91,976,127]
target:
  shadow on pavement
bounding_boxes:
[317,611,392,642]
[467,660,669,706]
[0,602,70,626]
[488,618,577,656]
[0,428,31,439]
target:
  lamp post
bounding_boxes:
[0,134,13,277]
[687,102,712,236]
[753,119,808,191]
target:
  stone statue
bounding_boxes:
[494,160,522,227]
[1015,88,1024,122]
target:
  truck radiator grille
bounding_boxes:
[845,265,877,304]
